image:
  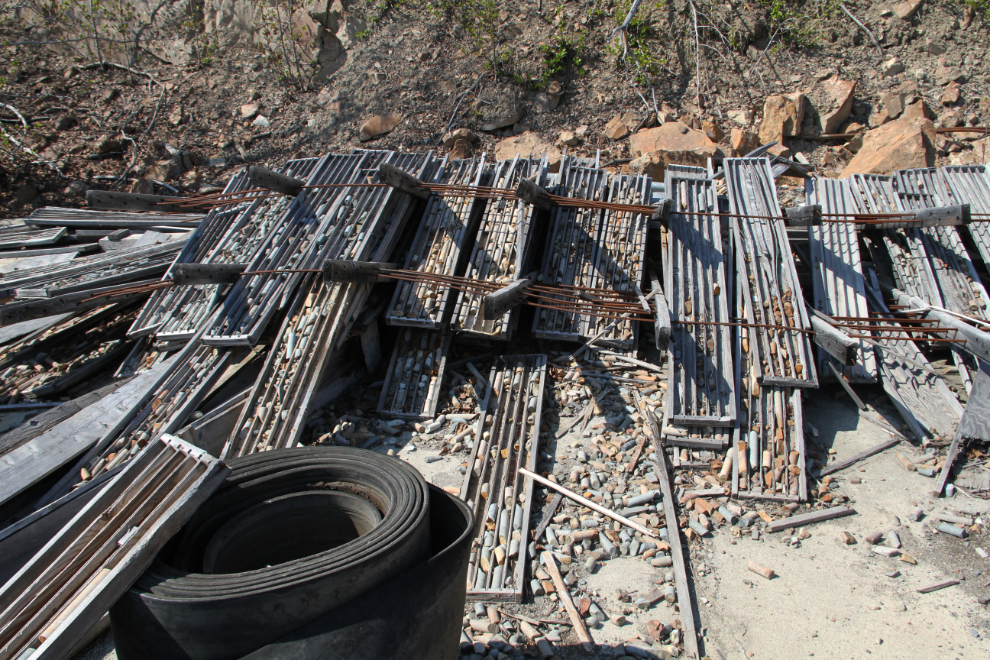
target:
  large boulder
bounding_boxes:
[629,121,720,159]
[758,93,806,143]
[818,78,856,134]
[494,132,562,172]
[840,117,936,176]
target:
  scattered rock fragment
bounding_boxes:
[759,93,806,143]
[359,115,402,142]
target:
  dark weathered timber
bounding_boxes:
[378,163,431,199]
[810,315,857,366]
[785,205,822,226]
[482,278,533,320]
[170,263,248,286]
[532,493,563,545]
[516,178,555,210]
[650,198,672,223]
[322,259,399,283]
[248,165,305,196]
[917,580,960,594]
[86,190,208,212]
[636,390,700,660]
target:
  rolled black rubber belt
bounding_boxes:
[109,447,474,660]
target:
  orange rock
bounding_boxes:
[840,117,937,176]
[758,93,806,143]
[359,115,402,142]
[494,131,562,172]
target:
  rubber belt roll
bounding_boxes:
[109,447,474,660]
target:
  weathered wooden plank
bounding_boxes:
[818,437,901,477]
[810,315,857,366]
[767,506,856,532]
[0,382,126,458]
[635,390,700,660]
[0,359,174,508]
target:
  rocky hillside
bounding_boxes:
[0,0,988,214]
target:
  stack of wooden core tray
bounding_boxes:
[662,164,734,449]
[941,164,990,272]
[129,158,323,341]
[804,176,877,383]
[451,156,548,340]
[377,327,451,420]
[461,354,547,602]
[726,157,817,388]
[0,435,227,660]
[532,156,608,344]
[386,157,487,329]
[224,152,437,457]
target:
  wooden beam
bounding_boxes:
[86,190,207,212]
[378,163,431,200]
[248,165,305,196]
[935,368,990,496]
[634,390,700,660]
[646,259,671,351]
[767,505,856,533]
[809,311,857,366]
[170,262,247,286]
[482,277,533,320]
[0,381,126,458]
[914,204,971,227]
[515,178,555,211]
[785,204,822,227]
[650,198,672,223]
[321,259,399,283]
